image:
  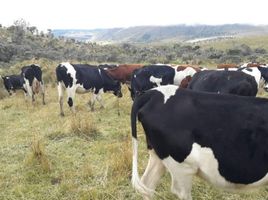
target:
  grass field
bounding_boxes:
[1,82,268,200]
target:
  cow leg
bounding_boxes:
[32,94,35,103]
[163,158,196,200]
[24,79,33,103]
[41,81,45,105]
[89,93,97,111]
[57,82,65,116]
[23,86,28,101]
[96,90,105,109]
[67,87,76,113]
[140,150,166,200]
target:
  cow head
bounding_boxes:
[100,68,123,98]
[113,80,123,97]
[2,76,13,95]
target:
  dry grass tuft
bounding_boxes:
[107,139,132,178]
[0,79,9,99]
[66,113,100,140]
[25,136,51,172]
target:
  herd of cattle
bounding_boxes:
[2,62,268,199]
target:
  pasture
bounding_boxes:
[1,75,268,199]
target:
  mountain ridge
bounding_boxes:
[52,24,268,44]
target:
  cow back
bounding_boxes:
[188,70,258,96]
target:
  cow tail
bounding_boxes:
[32,77,40,94]
[131,92,154,197]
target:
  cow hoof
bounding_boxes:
[60,113,65,117]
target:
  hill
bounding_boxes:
[52,24,268,43]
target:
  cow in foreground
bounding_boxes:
[131,85,268,200]
[188,70,258,96]
[56,62,122,116]
[130,65,199,100]
[21,64,45,104]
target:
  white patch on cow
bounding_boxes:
[6,77,10,79]
[149,76,162,86]
[153,85,177,104]
[163,143,268,193]
[217,68,238,71]
[240,67,261,87]
[24,78,32,98]
[155,63,172,66]
[61,62,78,87]
[173,67,197,86]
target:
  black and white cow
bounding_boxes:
[218,63,268,91]
[187,70,258,96]
[56,62,122,116]
[131,85,268,200]
[1,75,27,95]
[130,65,198,100]
[257,66,268,91]
[21,64,45,104]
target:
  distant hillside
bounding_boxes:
[52,24,268,43]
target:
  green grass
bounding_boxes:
[1,83,268,200]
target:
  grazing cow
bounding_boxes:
[130,65,199,100]
[21,64,45,104]
[105,64,144,85]
[187,70,258,96]
[1,75,26,95]
[131,85,268,200]
[56,62,122,116]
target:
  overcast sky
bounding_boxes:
[1,0,267,30]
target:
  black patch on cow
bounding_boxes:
[132,88,268,185]
[188,70,258,96]
[21,64,43,86]
[68,97,73,107]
